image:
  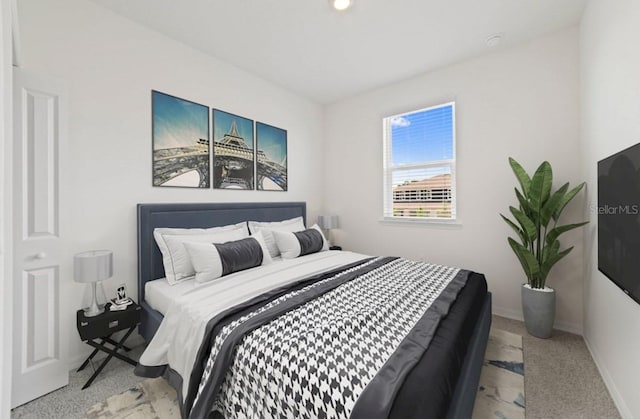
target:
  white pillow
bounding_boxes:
[184,231,272,283]
[272,224,329,259]
[153,222,247,264]
[247,217,305,258]
[160,228,248,284]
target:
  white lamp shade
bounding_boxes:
[74,250,113,283]
[318,215,339,230]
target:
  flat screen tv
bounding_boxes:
[598,141,640,305]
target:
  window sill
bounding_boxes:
[379,216,463,228]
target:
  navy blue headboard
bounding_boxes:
[137,202,306,303]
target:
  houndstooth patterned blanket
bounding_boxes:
[186,257,470,419]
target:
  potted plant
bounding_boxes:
[501,158,588,338]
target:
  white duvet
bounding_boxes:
[139,250,369,398]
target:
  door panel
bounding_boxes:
[11,69,68,408]
[23,89,58,239]
[22,266,59,371]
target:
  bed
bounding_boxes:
[135,202,491,419]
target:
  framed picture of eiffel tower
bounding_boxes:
[151,90,210,188]
[212,109,255,190]
[256,122,288,191]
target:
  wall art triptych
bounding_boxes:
[151,90,287,191]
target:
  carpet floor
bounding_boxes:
[492,316,621,419]
[10,316,620,418]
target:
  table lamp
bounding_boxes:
[318,215,339,246]
[74,250,113,317]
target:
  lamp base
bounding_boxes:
[83,281,105,317]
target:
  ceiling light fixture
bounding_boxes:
[331,0,353,11]
[485,33,504,47]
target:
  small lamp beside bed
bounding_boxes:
[74,250,112,317]
[317,214,339,247]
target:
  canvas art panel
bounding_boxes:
[212,109,255,190]
[256,122,288,191]
[152,91,210,188]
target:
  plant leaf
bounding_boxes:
[509,157,531,198]
[552,182,586,222]
[508,237,540,283]
[540,183,569,226]
[542,239,560,265]
[546,222,590,245]
[540,246,574,281]
[510,206,537,242]
[501,214,527,245]
[515,187,533,217]
[529,161,553,214]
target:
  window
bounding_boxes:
[383,102,456,221]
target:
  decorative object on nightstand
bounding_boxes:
[110,283,133,311]
[318,215,339,247]
[116,283,127,302]
[74,250,113,317]
[76,301,141,389]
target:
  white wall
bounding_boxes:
[17,0,325,367]
[580,1,640,417]
[324,28,585,332]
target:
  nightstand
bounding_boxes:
[76,302,141,389]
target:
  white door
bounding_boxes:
[1,0,15,416]
[11,69,69,408]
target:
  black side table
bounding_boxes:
[76,302,141,389]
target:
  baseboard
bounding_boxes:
[67,333,146,371]
[491,306,524,323]
[553,319,583,335]
[583,335,630,418]
[492,305,583,335]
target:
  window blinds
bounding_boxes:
[383,102,456,220]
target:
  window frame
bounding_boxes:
[382,101,457,224]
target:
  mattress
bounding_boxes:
[144,277,195,315]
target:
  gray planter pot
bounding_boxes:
[521,284,556,338]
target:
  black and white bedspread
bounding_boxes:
[136,252,478,419]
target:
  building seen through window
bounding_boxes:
[392,174,452,218]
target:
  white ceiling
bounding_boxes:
[89,0,587,104]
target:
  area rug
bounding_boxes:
[86,377,179,419]
[472,328,526,419]
[87,328,525,419]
